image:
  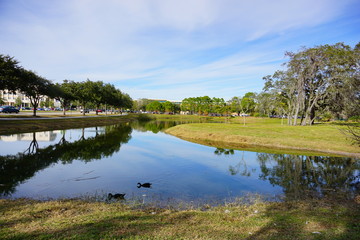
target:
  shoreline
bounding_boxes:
[164,121,360,158]
[0,114,143,135]
[167,133,360,158]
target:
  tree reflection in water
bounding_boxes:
[257,153,360,200]
[0,124,132,196]
[214,148,360,200]
[131,120,179,133]
[214,148,254,177]
[1,120,359,202]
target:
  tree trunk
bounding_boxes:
[310,108,316,125]
[62,102,66,116]
[301,114,308,126]
[293,102,300,126]
[32,108,37,117]
[31,101,38,117]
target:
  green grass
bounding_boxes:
[1,197,359,239]
[164,116,360,157]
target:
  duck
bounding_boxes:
[137,182,152,188]
[108,193,126,200]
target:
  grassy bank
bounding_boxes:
[0,114,145,135]
[1,197,359,240]
[162,116,360,157]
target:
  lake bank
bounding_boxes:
[163,116,360,158]
[1,114,359,239]
[1,197,359,239]
[0,114,151,135]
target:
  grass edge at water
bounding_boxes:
[163,116,360,157]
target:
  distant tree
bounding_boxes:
[211,97,226,115]
[74,79,96,116]
[255,92,277,117]
[91,81,105,115]
[240,92,256,125]
[15,96,22,108]
[134,98,151,111]
[181,97,197,114]
[198,96,212,115]
[20,69,53,116]
[181,96,228,116]
[121,93,133,109]
[163,101,175,113]
[146,101,164,113]
[228,96,241,115]
[54,80,77,115]
[132,100,139,111]
[0,54,23,92]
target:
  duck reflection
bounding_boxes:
[137,182,152,188]
[108,193,126,200]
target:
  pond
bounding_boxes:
[0,120,359,206]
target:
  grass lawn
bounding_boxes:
[1,197,359,240]
[162,115,360,157]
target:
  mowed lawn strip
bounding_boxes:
[1,198,359,240]
[165,117,360,157]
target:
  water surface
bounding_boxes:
[1,121,359,205]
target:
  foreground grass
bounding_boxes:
[1,198,359,240]
[0,114,144,135]
[163,116,360,157]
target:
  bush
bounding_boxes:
[348,116,360,122]
[137,114,155,121]
[319,112,332,122]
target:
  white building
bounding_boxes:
[0,130,60,142]
[0,90,60,108]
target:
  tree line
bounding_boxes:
[0,54,132,116]
[178,42,360,125]
[133,98,180,114]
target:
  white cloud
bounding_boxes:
[0,0,358,100]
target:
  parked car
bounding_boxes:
[96,109,103,113]
[0,105,20,113]
[80,109,90,113]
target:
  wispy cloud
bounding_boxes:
[1,0,359,100]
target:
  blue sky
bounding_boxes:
[1,0,359,101]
